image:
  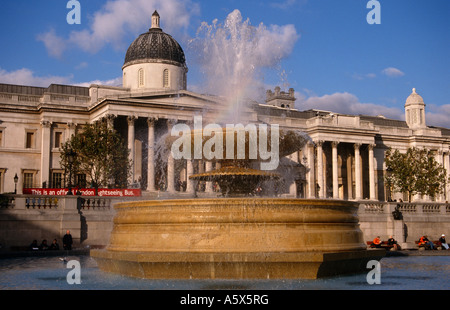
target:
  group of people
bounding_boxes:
[28,230,73,251]
[28,239,60,251]
[370,235,400,250]
[370,234,449,250]
[418,234,449,250]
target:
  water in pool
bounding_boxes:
[0,254,448,290]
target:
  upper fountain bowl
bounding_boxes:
[164,125,311,163]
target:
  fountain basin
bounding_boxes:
[91,199,385,279]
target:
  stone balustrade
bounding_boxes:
[0,92,90,106]
[359,201,450,215]
[1,195,114,211]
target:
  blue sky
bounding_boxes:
[0,0,449,127]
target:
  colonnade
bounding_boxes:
[125,116,216,194]
[110,115,450,201]
[304,140,377,201]
[123,115,380,199]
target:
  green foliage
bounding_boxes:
[60,120,131,189]
[385,147,448,202]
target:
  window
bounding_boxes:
[54,132,63,148]
[76,174,87,188]
[138,68,145,87]
[23,173,34,189]
[52,172,63,188]
[163,69,170,88]
[0,130,3,147]
[26,131,35,149]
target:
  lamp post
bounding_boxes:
[14,173,18,194]
[67,149,77,195]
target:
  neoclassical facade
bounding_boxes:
[1,12,449,202]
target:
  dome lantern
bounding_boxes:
[151,10,160,29]
[405,88,426,129]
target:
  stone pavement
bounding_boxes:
[385,249,450,257]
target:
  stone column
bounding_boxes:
[316,140,324,199]
[332,141,339,199]
[444,152,450,201]
[186,160,195,194]
[368,144,376,200]
[146,117,157,192]
[205,161,213,193]
[354,143,362,200]
[306,141,316,198]
[127,116,136,184]
[105,114,116,130]
[347,154,353,199]
[40,121,52,188]
[166,119,177,193]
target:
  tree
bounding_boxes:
[385,147,448,202]
[60,120,131,191]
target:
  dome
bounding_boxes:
[123,11,187,69]
[405,88,424,106]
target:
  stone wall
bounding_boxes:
[358,202,450,249]
[0,195,117,250]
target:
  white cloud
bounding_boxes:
[75,77,123,87]
[75,62,89,70]
[352,72,376,80]
[39,0,200,57]
[382,67,405,77]
[271,0,308,10]
[0,68,72,87]
[36,29,67,59]
[425,104,450,128]
[0,67,122,88]
[296,91,404,120]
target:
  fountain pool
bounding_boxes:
[0,254,448,290]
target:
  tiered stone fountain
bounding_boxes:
[91,128,384,279]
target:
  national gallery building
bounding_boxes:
[1,12,449,203]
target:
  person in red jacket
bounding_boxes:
[371,236,382,248]
[418,235,434,250]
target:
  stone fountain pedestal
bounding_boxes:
[91,198,385,279]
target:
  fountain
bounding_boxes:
[91,10,384,279]
[91,126,384,279]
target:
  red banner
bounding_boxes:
[22,188,141,197]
